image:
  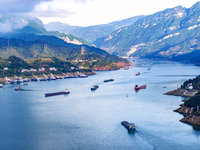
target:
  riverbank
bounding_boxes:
[165,88,200,129]
[174,104,200,130]
[93,62,131,71]
[0,78,6,83]
[0,71,96,84]
[164,88,198,97]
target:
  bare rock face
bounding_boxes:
[60,37,83,45]
[173,105,193,114]
[93,65,120,71]
[174,105,200,130]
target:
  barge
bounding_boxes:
[104,77,114,82]
[45,89,70,97]
[121,121,135,131]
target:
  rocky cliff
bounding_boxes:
[174,104,200,130]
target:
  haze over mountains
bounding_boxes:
[45,16,144,42]
[0,13,129,71]
[1,2,200,64]
[94,2,200,62]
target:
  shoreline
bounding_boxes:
[174,104,200,130]
[166,88,200,130]
[164,88,198,97]
[165,88,200,129]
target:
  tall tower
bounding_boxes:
[81,46,85,55]
[44,44,47,51]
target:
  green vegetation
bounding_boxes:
[184,91,200,108]
[0,13,130,77]
[0,56,91,78]
[183,75,200,113]
[181,75,200,90]
[94,2,200,62]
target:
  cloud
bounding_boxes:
[29,7,74,18]
[0,20,12,33]
[0,14,28,33]
[0,0,52,13]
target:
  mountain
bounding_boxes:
[0,14,130,71]
[45,16,144,42]
[0,14,93,46]
[95,2,200,62]
[45,21,79,33]
[0,36,109,60]
[0,56,93,78]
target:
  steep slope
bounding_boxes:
[0,14,92,46]
[45,21,79,33]
[96,2,200,60]
[45,16,144,42]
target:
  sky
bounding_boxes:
[0,0,200,27]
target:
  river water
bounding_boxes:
[1,59,200,150]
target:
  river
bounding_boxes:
[0,59,200,150]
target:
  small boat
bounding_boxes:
[104,77,114,82]
[91,85,99,90]
[15,86,20,91]
[121,121,135,131]
[134,85,147,90]
[124,67,129,70]
[136,72,140,76]
[45,89,70,97]
[0,84,3,88]
[21,83,24,86]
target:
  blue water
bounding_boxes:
[1,59,200,150]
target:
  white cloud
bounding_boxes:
[1,0,200,26]
[0,0,52,13]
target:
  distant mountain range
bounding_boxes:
[1,2,200,65]
[0,14,129,71]
[0,14,92,46]
[93,1,200,63]
[45,16,144,42]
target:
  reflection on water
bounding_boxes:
[0,59,200,149]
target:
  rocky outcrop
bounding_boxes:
[0,78,6,83]
[93,65,120,71]
[174,105,200,130]
[173,104,193,114]
[60,37,83,45]
[113,62,131,68]
[93,62,131,71]
[164,89,198,97]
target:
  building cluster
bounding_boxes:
[21,67,57,73]
[71,59,97,62]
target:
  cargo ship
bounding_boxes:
[121,121,135,131]
[134,85,147,90]
[91,85,99,90]
[104,77,114,82]
[45,89,70,97]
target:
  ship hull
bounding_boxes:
[121,121,135,131]
[91,85,99,90]
[134,85,147,90]
[104,79,114,82]
[45,91,70,97]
